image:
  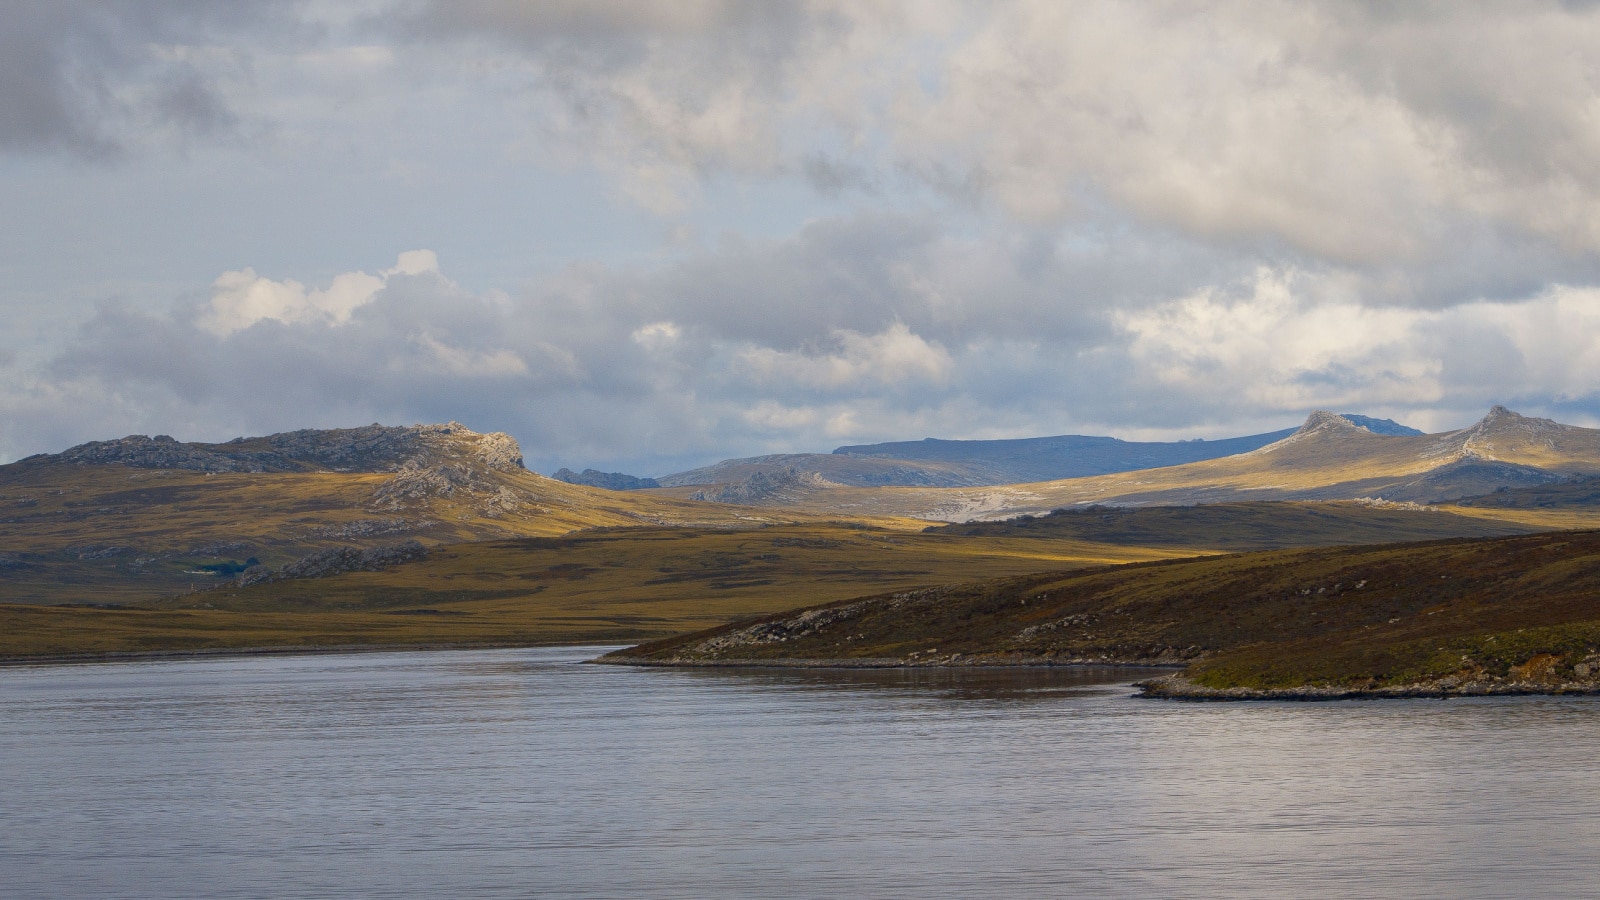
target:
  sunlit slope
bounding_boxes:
[0,523,1190,660]
[925,501,1541,549]
[0,423,844,604]
[607,530,1600,696]
[673,407,1600,520]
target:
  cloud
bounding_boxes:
[1114,269,1600,431]
[390,0,1600,266]
[198,251,438,336]
[10,229,1600,474]
[12,4,1600,471]
[733,323,952,391]
[0,2,273,157]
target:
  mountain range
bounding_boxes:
[4,405,1597,611]
[646,407,1600,520]
[646,413,1420,489]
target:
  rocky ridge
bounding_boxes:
[43,422,524,475]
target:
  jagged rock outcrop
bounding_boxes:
[54,434,253,472]
[552,468,661,490]
[235,540,427,587]
[47,422,525,475]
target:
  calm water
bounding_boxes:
[4,647,1600,898]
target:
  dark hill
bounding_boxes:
[604,530,1600,698]
[552,468,660,490]
[831,429,1294,481]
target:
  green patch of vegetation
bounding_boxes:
[189,557,260,576]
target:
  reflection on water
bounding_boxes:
[3,646,1599,899]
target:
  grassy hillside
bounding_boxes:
[0,522,1190,660]
[924,501,1539,548]
[606,530,1600,697]
[0,451,854,605]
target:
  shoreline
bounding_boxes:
[599,655,1600,700]
[592,650,1190,666]
[593,652,1188,670]
[17,644,1599,702]
[0,639,626,669]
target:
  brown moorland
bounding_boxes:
[605,530,1600,698]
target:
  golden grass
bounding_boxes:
[0,460,915,605]
[0,523,1189,660]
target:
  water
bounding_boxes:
[3,647,1599,898]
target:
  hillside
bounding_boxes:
[923,501,1539,549]
[663,407,1600,520]
[0,422,817,605]
[0,497,1558,661]
[603,530,1600,698]
[0,522,1195,660]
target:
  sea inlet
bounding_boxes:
[4,646,1599,898]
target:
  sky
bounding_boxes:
[7,1,1600,476]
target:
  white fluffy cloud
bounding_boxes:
[1117,269,1600,431]
[199,250,439,336]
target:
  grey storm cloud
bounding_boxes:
[0,1,272,156]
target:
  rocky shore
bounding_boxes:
[596,652,1184,669]
[1136,672,1600,701]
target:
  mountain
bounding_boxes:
[656,453,993,488]
[830,427,1300,480]
[660,407,1600,520]
[1335,414,1423,436]
[0,422,787,605]
[656,414,1416,490]
[552,468,660,490]
[602,529,1600,698]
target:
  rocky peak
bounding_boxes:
[1463,405,1560,435]
[1286,410,1375,442]
[1300,410,1364,434]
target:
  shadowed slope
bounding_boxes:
[605,530,1600,697]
